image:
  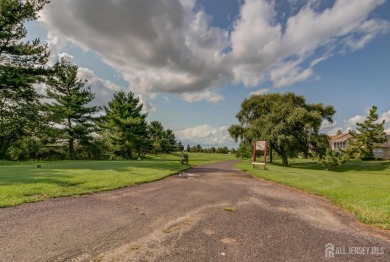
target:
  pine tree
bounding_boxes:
[161,129,177,153]
[148,120,164,154]
[348,106,387,160]
[102,91,149,159]
[177,141,183,152]
[44,58,99,160]
[0,0,50,159]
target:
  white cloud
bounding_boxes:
[330,109,390,135]
[379,110,390,123]
[175,124,236,148]
[77,67,155,113]
[327,127,343,136]
[385,127,390,134]
[137,94,156,114]
[40,0,231,97]
[346,114,366,127]
[249,88,269,96]
[230,0,389,88]
[77,67,120,107]
[180,90,224,103]
[46,31,69,65]
[320,120,338,131]
[39,0,389,99]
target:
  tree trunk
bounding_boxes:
[269,143,273,163]
[69,138,75,160]
[281,155,288,166]
[67,117,75,160]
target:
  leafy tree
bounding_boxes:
[44,58,100,160]
[336,129,343,135]
[186,144,191,152]
[230,93,335,165]
[0,0,50,159]
[348,106,387,160]
[195,144,202,152]
[102,91,149,159]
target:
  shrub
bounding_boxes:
[317,149,349,170]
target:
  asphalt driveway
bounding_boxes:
[0,160,389,261]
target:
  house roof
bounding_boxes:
[329,133,350,143]
[328,134,390,147]
[376,135,390,148]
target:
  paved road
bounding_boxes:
[0,160,389,261]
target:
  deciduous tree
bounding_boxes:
[230,93,335,165]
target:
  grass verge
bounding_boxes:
[0,153,234,207]
[237,159,390,230]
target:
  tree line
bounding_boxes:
[183,143,232,154]
[0,1,179,161]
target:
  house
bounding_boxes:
[328,133,390,159]
[329,133,350,152]
[373,135,390,159]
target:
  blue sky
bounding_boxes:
[28,0,390,148]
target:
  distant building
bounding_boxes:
[328,133,350,152]
[373,135,390,159]
[328,133,390,159]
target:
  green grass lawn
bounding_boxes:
[0,153,234,207]
[237,159,390,230]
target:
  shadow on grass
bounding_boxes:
[0,160,186,187]
[271,161,324,170]
[331,161,390,173]
[0,171,84,187]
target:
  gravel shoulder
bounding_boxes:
[0,160,389,261]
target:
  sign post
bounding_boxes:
[252,140,267,169]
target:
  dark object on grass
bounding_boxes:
[37,164,42,168]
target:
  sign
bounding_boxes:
[255,141,266,151]
[252,140,268,169]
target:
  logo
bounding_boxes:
[325,243,335,258]
[324,243,385,258]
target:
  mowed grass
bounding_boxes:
[237,159,390,230]
[0,153,234,207]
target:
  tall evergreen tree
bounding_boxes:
[161,129,177,153]
[0,0,50,159]
[148,120,164,154]
[103,91,149,159]
[44,58,99,160]
[348,106,387,160]
[177,141,183,152]
[0,0,49,90]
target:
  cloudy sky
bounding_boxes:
[28,0,390,148]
